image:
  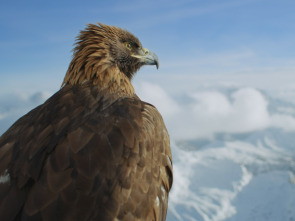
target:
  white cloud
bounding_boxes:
[190,87,270,133]
[270,114,295,131]
[0,92,50,135]
[134,82,181,117]
[135,80,295,140]
[192,91,231,116]
[230,88,270,131]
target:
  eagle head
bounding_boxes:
[105,24,159,78]
[63,23,159,86]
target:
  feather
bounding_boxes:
[0,22,172,221]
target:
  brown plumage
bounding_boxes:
[0,23,172,221]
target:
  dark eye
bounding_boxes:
[126,42,132,50]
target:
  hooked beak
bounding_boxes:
[132,48,159,69]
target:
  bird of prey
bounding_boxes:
[0,23,173,221]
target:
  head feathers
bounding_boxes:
[62,23,147,88]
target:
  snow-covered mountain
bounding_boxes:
[167,129,295,221]
[1,73,295,220]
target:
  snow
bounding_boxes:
[1,73,295,220]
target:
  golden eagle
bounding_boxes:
[0,23,173,221]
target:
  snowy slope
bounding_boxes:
[167,130,295,221]
[1,73,295,220]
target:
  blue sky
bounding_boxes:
[1,0,295,93]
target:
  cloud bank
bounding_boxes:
[135,81,295,140]
[0,92,50,135]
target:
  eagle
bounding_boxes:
[0,23,173,221]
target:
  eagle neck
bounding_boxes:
[92,66,135,96]
[62,65,135,97]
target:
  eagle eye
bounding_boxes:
[126,42,132,50]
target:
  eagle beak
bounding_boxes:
[132,48,159,69]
